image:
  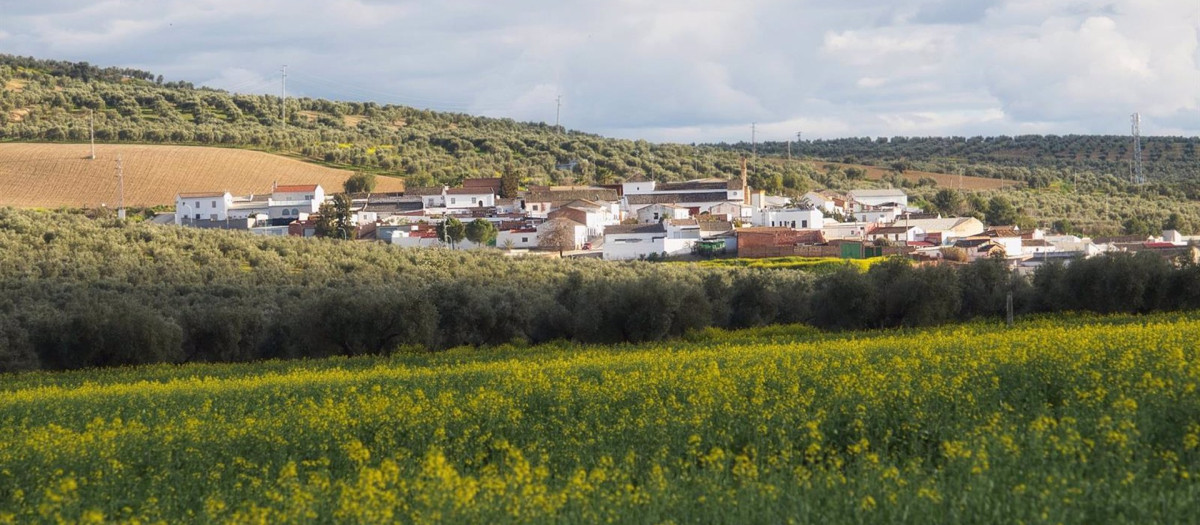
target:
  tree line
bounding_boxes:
[0,209,1197,373]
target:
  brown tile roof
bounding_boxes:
[667,218,700,227]
[527,188,619,204]
[405,186,446,196]
[871,226,917,235]
[274,184,319,193]
[447,187,494,195]
[463,178,501,188]
[626,192,735,205]
[656,179,740,191]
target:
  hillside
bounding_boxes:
[0,143,405,207]
[4,55,1200,234]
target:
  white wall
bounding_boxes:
[497,230,540,249]
[755,208,824,229]
[603,233,664,260]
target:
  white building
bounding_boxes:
[536,218,589,251]
[603,222,698,260]
[496,228,541,249]
[822,221,875,240]
[867,225,925,244]
[852,205,902,224]
[636,203,690,224]
[848,188,908,208]
[445,188,496,209]
[175,191,232,224]
[268,184,325,222]
[754,208,824,230]
[802,190,848,215]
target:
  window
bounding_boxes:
[532,205,540,211]
[450,198,456,205]
[801,220,808,228]
[521,237,528,243]
[471,197,477,204]
[194,213,200,220]
[211,200,216,208]
[427,199,434,206]
[791,221,797,228]
[292,208,299,216]
[305,195,313,200]
[282,209,290,216]
[195,201,200,208]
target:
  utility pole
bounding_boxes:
[88,109,96,160]
[115,155,126,220]
[786,140,791,159]
[280,65,288,124]
[751,123,757,156]
[1131,112,1143,185]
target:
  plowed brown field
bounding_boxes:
[0,143,405,208]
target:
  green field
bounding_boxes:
[2,314,1200,523]
[692,256,882,273]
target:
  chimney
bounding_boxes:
[741,157,749,205]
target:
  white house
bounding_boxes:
[637,203,690,224]
[603,223,667,260]
[445,188,495,209]
[547,199,621,237]
[497,228,541,249]
[536,218,589,251]
[268,184,325,222]
[802,190,848,215]
[852,205,902,224]
[754,208,824,230]
[175,191,233,224]
[867,225,925,244]
[848,188,908,208]
[904,217,986,245]
[707,201,753,222]
[822,221,875,240]
[603,222,699,260]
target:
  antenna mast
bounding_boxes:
[88,109,96,160]
[115,155,126,220]
[1131,113,1143,185]
[751,123,757,156]
[280,65,288,124]
[555,95,562,131]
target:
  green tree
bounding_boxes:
[465,218,498,247]
[931,189,965,216]
[343,172,377,194]
[316,194,356,239]
[500,165,520,199]
[437,216,466,248]
[985,196,1018,226]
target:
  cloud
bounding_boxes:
[0,0,1196,141]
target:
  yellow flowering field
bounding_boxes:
[2,313,1199,523]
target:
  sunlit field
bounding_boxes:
[2,313,1199,523]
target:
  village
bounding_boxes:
[169,169,1199,270]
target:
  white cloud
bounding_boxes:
[0,0,1196,141]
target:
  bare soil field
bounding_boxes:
[0,143,405,208]
[813,161,1018,190]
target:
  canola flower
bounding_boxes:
[1,313,1199,523]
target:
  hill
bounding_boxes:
[0,143,405,207]
[4,54,1200,234]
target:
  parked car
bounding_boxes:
[582,242,592,250]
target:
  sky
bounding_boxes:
[1,0,1198,143]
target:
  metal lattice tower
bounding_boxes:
[1131,113,1144,184]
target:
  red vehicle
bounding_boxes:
[582,242,593,250]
